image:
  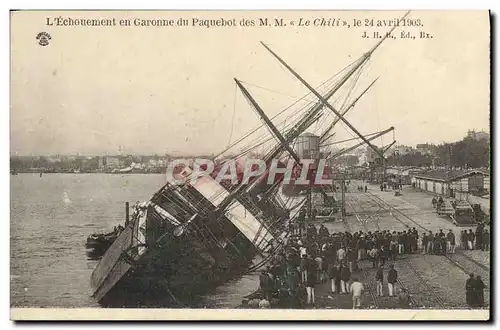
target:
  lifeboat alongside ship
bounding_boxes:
[85,228,123,260]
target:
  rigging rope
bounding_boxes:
[229,76,340,159]
[239,80,318,103]
[214,56,361,160]
[226,83,238,149]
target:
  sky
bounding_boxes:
[10,10,490,156]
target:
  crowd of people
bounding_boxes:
[257,214,488,309]
[460,222,490,251]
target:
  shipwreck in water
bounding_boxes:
[89,23,402,306]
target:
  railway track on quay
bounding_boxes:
[359,263,380,309]
[346,193,425,309]
[337,205,380,309]
[399,257,447,308]
[364,191,490,272]
[361,191,490,307]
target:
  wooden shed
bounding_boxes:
[412,169,489,199]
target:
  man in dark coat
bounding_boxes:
[340,263,351,294]
[357,235,367,261]
[328,262,340,294]
[402,231,409,254]
[407,232,415,254]
[319,224,329,239]
[259,270,274,300]
[347,247,357,272]
[433,233,440,254]
[300,255,308,284]
[473,275,486,308]
[305,255,317,305]
[466,273,475,307]
[410,228,418,253]
[422,232,428,254]
[475,223,484,250]
[398,288,411,308]
[387,264,398,297]
[483,229,490,251]
[461,230,468,250]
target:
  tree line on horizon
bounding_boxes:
[385,137,490,169]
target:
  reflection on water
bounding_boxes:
[10,173,257,308]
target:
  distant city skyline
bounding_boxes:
[11,11,490,157]
[9,127,490,158]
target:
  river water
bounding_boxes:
[10,173,258,308]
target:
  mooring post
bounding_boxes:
[125,202,130,226]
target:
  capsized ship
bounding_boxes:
[90,23,403,306]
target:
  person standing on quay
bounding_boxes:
[483,229,490,251]
[446,229,456,254]
[422,232,428,254]
[375,265,384,297]
[327,262,339,294]
[475,223,484,250]
[473,275,486,308]
[350,277,364,309]
[300,254,308,284]
[340,262,351,294]
[305,255,317,306]
[466,273,475,308]
[369,246,379,268]
[397,288,411,309]
[387,264,398,297]
[337,244,346,264]
[467,229,475,250]
[427,231,434,254]
[347,247,356,272]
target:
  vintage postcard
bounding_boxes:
[10,10,490,321]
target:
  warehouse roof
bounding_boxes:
[414,169,489,182]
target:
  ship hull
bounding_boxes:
[92,218,253,307]
[98,238,251,307]
[91,166,285,306]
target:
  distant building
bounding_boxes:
[47,155,62,163]
[365,145,383,163]
[393,145,413,156]
[466,129,489,141]
[98,156,105,169]
[415,143,435,155]
[105,156,120,168]
[412,169,488,199]
[158,158,167,167]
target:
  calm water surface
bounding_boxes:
[10,173,257,308]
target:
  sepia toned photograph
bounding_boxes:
[10,10,490,321]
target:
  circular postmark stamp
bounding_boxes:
[36,32,51,46]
